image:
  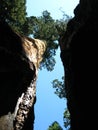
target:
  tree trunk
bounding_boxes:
[60,0,98,130]
[0,20,46,130]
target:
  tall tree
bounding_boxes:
[27,10,70,71]
[31,10,59,71]
[0,0,69,71]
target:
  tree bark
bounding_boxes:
[60,0,98,130]
[0,21,46,130]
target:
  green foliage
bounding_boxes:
[21,16,37,36]
[52,77,71,129]
[55,14,71,37]
[47,121,63,130]
[23,10,70,71]
[30,10,59,71]
[63,109,71,130]
[0,0,69,71]
[52,76,66,99]
[0,0,27,33]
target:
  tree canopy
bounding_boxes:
[0,1,69,71]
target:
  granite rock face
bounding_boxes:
[60,0,98,130]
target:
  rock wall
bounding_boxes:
[60,0,98,129]
[0,21,46,130]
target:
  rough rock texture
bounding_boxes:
[60,0,98,130]
[0,21,46,130]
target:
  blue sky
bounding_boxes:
[26,0,79,18]
[26,0,79,130]
[34,48,66,130]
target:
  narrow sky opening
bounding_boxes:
[26,1,79,130]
